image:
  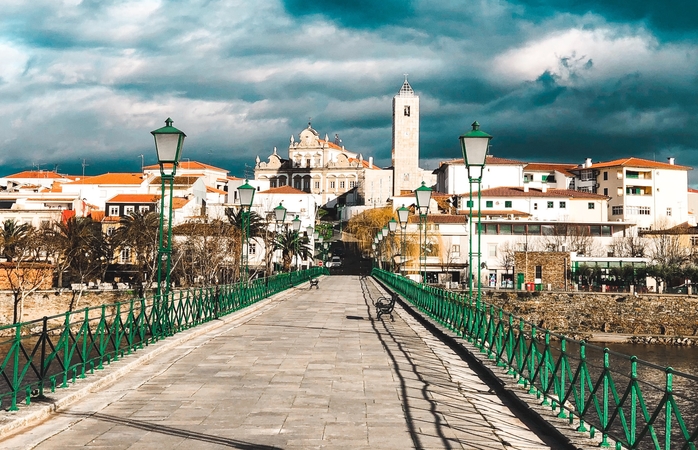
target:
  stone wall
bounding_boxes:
[513,251,570,290]
[481,290,698,338]
[0,289,139,325]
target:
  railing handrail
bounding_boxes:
[0,268,328,412]
[372,268,698,450]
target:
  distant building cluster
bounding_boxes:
[1,78,697,293]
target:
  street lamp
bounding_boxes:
[292,215,301,270]
[459,121,492,311]
[151,118,186,299]
[273,203,287,274]
[397,205,409,275]
[415,182,432,284]
[388,218,397,272]
[237,180,256,283]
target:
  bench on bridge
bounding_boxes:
[309,278,319,289]
[374,292,398,321]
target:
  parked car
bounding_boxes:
[326,256,342,268]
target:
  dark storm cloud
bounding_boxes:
[282,0,416,28]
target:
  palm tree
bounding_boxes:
[225,207,265,237]
[0,219,33,262]
[110,210,159,287]
[274,229,312,271]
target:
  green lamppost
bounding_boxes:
[397,205,409,275]
[415,182,432,284]
[459,121,492,311]
[292,215,301,270]
[273,203,287,274]
[388,218,397,272]
[237,180,256,283]
[151,118,186,299]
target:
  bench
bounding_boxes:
[375,292,398,321]
[309,278,319,289]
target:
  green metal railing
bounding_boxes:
[373,268,698,450]
[0,268,327,412]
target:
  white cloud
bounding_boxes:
[492,26,698,86]
[0,41,29,82]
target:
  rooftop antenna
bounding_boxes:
[81,159,89,178]
[53,164,60,173]
[138,154,144,172]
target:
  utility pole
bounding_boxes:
[81,159,89,178]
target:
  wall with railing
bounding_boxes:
[372,268,698,450]
[0,268,327,412]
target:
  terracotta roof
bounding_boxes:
[688,188,698,194]
[524,163,578,176]
[347,157,382,170]
[407,214,473,224]
[438,155,526,167]
[151,175,203,185]
[107,194,159,203]
[4,171,68,179]
[206,186,227,195]
[466,186,608,199]
[26,197,76,202]
[259,186,308,195]
[67,173,145,185]
[172,197,190,209]
[144,161,228,172]
[578,157,691,171]
[227,175,244,181]
[103,216,121,222]
[90,211,105,222]
[318,139,344,151]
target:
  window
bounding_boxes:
[504,201,512,208]
[533,203,538,210]
[484,224,497,234]
[294,179,301,189]
[603,188,608,196]
[329,181,336,189]
[119,247,131,264]
[349,181,356,188]
[485,201,493,208]
[404,105,410,116]
[603,171,608,181]
[513,224,526,235]
[528,224,540,234]
[314,181,320,189]
[612,206,623,215]
[139,205,149,213]
[559,201,566,209]
[249,242,256,255]
[535,265,542,279]
[626,206,651,215]
[499,224,512,235]
[270,179,277,188]
[626,171,639,179]
[580,170,594,181]
[541,175,548,182]
[488,244,497,257]
[124,206,134,215]
[451,245,460,254]
[547,201,554,208]
[667,208,672,216]
[339,181,345,189]
[107,226,116,236]
[303,180,310,191]
[306,159,311,167]
[588,203,595,209]
[466,200,473,208]
[692,236,698,247]
[109,205,119,216]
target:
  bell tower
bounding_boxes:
[392,76,420,196]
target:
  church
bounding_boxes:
[254,78,435,208]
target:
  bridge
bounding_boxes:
[0,269,696,449]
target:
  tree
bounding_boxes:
[0,220,53,323]
[109,211,159,287]
[174,219,238,285]
[274,229,312,272]
[345,207,394,255]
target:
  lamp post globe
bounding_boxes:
[151,118,185,307]
[459,121,492,181]
[388,218,397,233]
[414,182,432,284]
[274,202,287,224]
[396,206,409,276]
[292,215,301,232]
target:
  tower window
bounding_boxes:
[404,105,410,116]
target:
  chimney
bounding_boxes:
[368,157,373,168]
[542,184,548,193]
[523,181,529,193]
[668,157,675,165]
[585,158,592,168]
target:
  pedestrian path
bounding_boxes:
[1,276,575,449]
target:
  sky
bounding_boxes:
[1,0,697,185]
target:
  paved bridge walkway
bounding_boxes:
[1,276,584,449]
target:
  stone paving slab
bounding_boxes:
[1,276,585,449]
